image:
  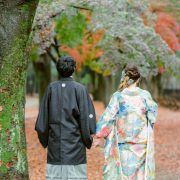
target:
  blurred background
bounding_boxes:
[25,0,180,179]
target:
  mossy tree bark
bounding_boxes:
[0,1,39,179]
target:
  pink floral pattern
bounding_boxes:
[96,88,158,180]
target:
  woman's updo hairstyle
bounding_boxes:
[119,64,141,91]
[125,64,140,81]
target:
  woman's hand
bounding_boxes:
[92,135,104,148]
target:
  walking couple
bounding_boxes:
[35,56,158,180]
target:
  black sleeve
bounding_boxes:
[77,86,96,149]
[35,85,51,148]
[88,95,96,135]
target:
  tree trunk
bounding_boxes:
[26,62,36,96]
[140,78,148,90]
[0,1,39,179]
[104,76,113,106]
[140,75,161,101]
[33,54,51,104]
[92,74,105,102]
[150,74,162,101]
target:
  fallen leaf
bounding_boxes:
[6,162,14,169]
[7,136,11,142]
[0,106,3,112]
[12,105,16,112]
[5,129,10,135]
[0,88,9,93]
[0,161,3,167]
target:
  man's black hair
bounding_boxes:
[56,56,76,77]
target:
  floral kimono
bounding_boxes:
[96,87,158,180]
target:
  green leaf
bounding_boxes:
[55,10,87,47]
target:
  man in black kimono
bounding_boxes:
[35,56,96,180]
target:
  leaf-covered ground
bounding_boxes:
[25,96,180,180]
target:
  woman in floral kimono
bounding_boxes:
[95,64,158,180]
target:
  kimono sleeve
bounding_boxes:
[77,86,96,149]
[96,92,119,139]
[145,92,158,126]
[35,85,51,148]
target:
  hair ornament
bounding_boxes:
[127,79,134,85]
[120,70,135,86]
[120,70,126,82]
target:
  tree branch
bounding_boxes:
[71,5,92,11]
[50,10,64,18]
[53,37,61,57]
[47,50,57,65]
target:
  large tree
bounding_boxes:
[150,0,180,53]
[0,1,39,179]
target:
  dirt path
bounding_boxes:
[25,96,180,180]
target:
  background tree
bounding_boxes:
[151,0,180,22]
[0,1,39,179]
[150,0,180,53]
[66,0,179,100]
[30,0,64,102]
[31,0,180,103]
[149,0,180,102]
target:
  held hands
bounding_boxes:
[91,135,104,148]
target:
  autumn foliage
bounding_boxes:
[60,30,104,70]
[57,11,104,70]
[154,12,180,52]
